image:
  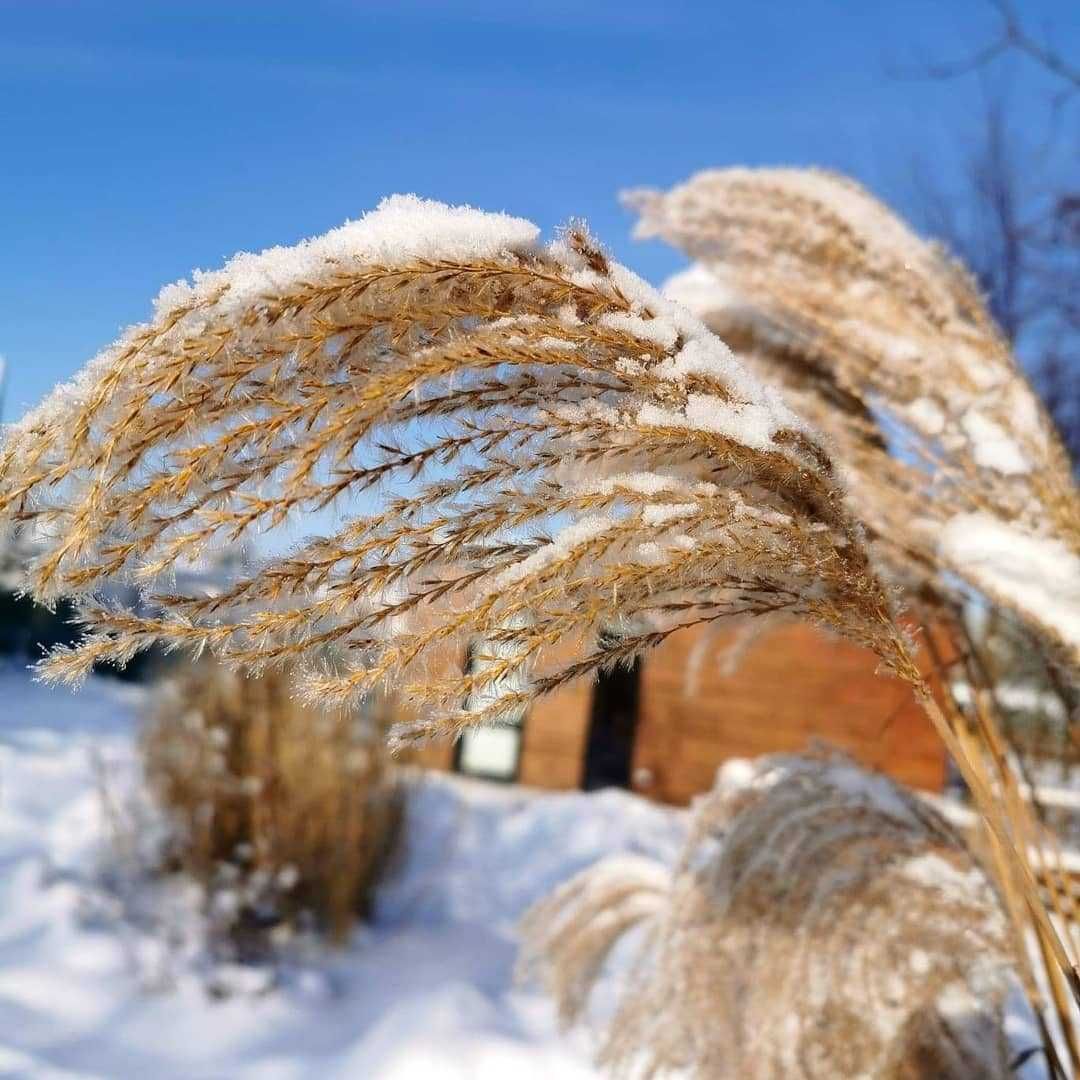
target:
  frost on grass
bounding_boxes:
[626,168,1080,666]
[0,196,921,741]
[520,750,1023,1080]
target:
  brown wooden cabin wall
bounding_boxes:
[408,621,949,803]
[631,622,947,805]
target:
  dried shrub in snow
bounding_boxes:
[141,659,401,948]
[520,752,1022,1080]
[626,169,1080,668]
[0,195,919,737]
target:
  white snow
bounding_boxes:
[597,312,678,350]
[640,503,698,527]
[900,851,986,899]
[638,393,797,454]
[949,680,1068,723]
[742,752,923,826]
[156,194,541,318]
[633,332,811,455]
[572,472,716,500]
[3,195,541,453]
[940,513,1080,655]
[1006,383,1049,449]
[953,341,1008,392]
[0,668,1050,1077]
[905,397,946,437]
[661,263,740,316]
[961,409,1030,475]
[493,515,617,589]
[0,665,684,1079]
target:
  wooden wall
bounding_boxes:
[630,622,947,805]
[410,620,949,802]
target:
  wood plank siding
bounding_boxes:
[410,620,949,803]
[631,622,947,804]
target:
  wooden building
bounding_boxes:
[414,620,949,804]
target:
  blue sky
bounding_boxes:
[2,0,1077,421]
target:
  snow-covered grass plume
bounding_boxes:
[520,751,1024,1079]
[0,195,920,741]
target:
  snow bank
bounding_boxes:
[0,666,1048,1078]
[0,666,682,1079]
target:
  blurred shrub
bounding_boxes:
[140,659,403,955]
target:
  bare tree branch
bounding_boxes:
[925,0,1080,97]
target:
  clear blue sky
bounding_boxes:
[2,0,1076,421]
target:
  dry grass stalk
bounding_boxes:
[142,658,401,948]
[925,616,1080,1073]
[520,751,1024,1080]
[0,195,918,735]
[626,168,1080,670]
[627,166,1080,1058]
[944,683,1080,1075]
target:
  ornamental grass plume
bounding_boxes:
[626,166,1080,1068]
[0,195,916,736]
[626,168,1080,670]
[520,752,1024,1080]
[1,193,1072,1031]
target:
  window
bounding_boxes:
[454,638,528,782]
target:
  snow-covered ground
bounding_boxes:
[0,665,685,1079]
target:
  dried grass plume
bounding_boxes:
[141,658,401,947]
[520,751,1024,1079]
[0,195,919,742]
[626,168,1080,668]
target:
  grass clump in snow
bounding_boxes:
[140,659,402,954]
[627,166,1080,1060]
[0,189,1071,1047]
[520,750,1024,1080]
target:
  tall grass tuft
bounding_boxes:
[520,751,1022,1080]
[627,166,1080,1067]
[0,195,918,730]
[142,659,401,950]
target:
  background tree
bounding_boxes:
[909,0,1080,462]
